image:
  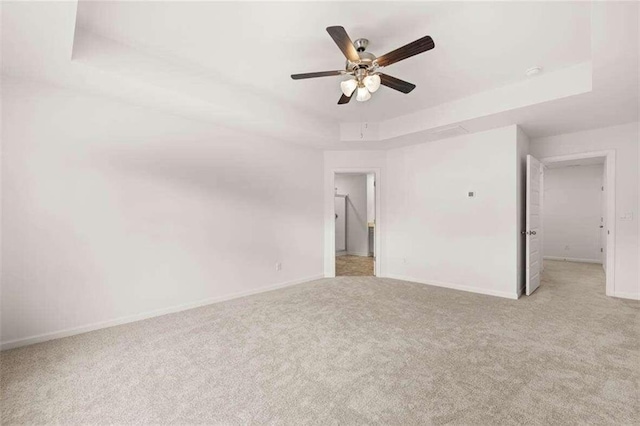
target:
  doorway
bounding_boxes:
[334,173,375,276]
[525,151,615,296]
[325,168,381,278]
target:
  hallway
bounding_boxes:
[335,255,374,276]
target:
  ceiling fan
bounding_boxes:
[291,26,435,105]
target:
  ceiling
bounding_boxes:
[1,1,638,149]
[75,1,591,122]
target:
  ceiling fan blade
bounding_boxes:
[291,70,343,80]
[379,73,416,94]
[375,35,435,68]
[326,26,360,63]
[338,93,353,105]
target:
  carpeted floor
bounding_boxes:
[335,254,374,276]
[1,261,638,424]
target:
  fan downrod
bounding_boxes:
[353,38,369,52]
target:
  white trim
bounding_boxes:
[613,292,640,301]
[539,150,616,297]
[0,274,324,351]
[544,256,603,264]
[386,274,519,300]
[326,168,381,278]
[334,194,348,253]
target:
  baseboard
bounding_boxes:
[385,274,519,300]
[0,274,324,351]
[613,291,640,301]
[346,251,370,257]
[335,251,347,257]
[544,256,602,264]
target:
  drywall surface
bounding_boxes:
[543,165,604,263]
[335,174,368,256]
[385,125,520,299]
[531,122,639,299]
[1,78,324,347]
[516,127,530,296]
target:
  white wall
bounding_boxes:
[334,174,368,256]
[530,122,639,299]
[385,125,521,299]
[325,126,523,298]
[543,165,604,263]
[1,78,324,348]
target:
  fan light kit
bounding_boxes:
[291,26,435,104]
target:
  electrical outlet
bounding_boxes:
[275,262,282,272]
[564,245,570,251]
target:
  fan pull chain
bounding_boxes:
[360,122,368,139]
[359,100,369,139]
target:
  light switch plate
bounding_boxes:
[620,212,634,221]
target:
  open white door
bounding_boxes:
[600,165,607,270]
[335,195,347,253]
[526,155,542,296]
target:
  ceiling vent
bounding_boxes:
[429,125,469,138]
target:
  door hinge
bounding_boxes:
[601,248,603,252]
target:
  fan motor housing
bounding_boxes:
[346,39,377,72]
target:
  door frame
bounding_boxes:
[334,194,348,255]
[325,168,381,277]
[538,150,616,296]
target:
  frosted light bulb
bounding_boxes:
[340,79,358,97]
[356,86,371,102]
[363,74,381,93]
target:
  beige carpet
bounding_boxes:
[2,261,639,424]
[335,254,374,276]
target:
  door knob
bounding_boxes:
[530,231,537,235]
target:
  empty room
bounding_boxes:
[1,1,639,424]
